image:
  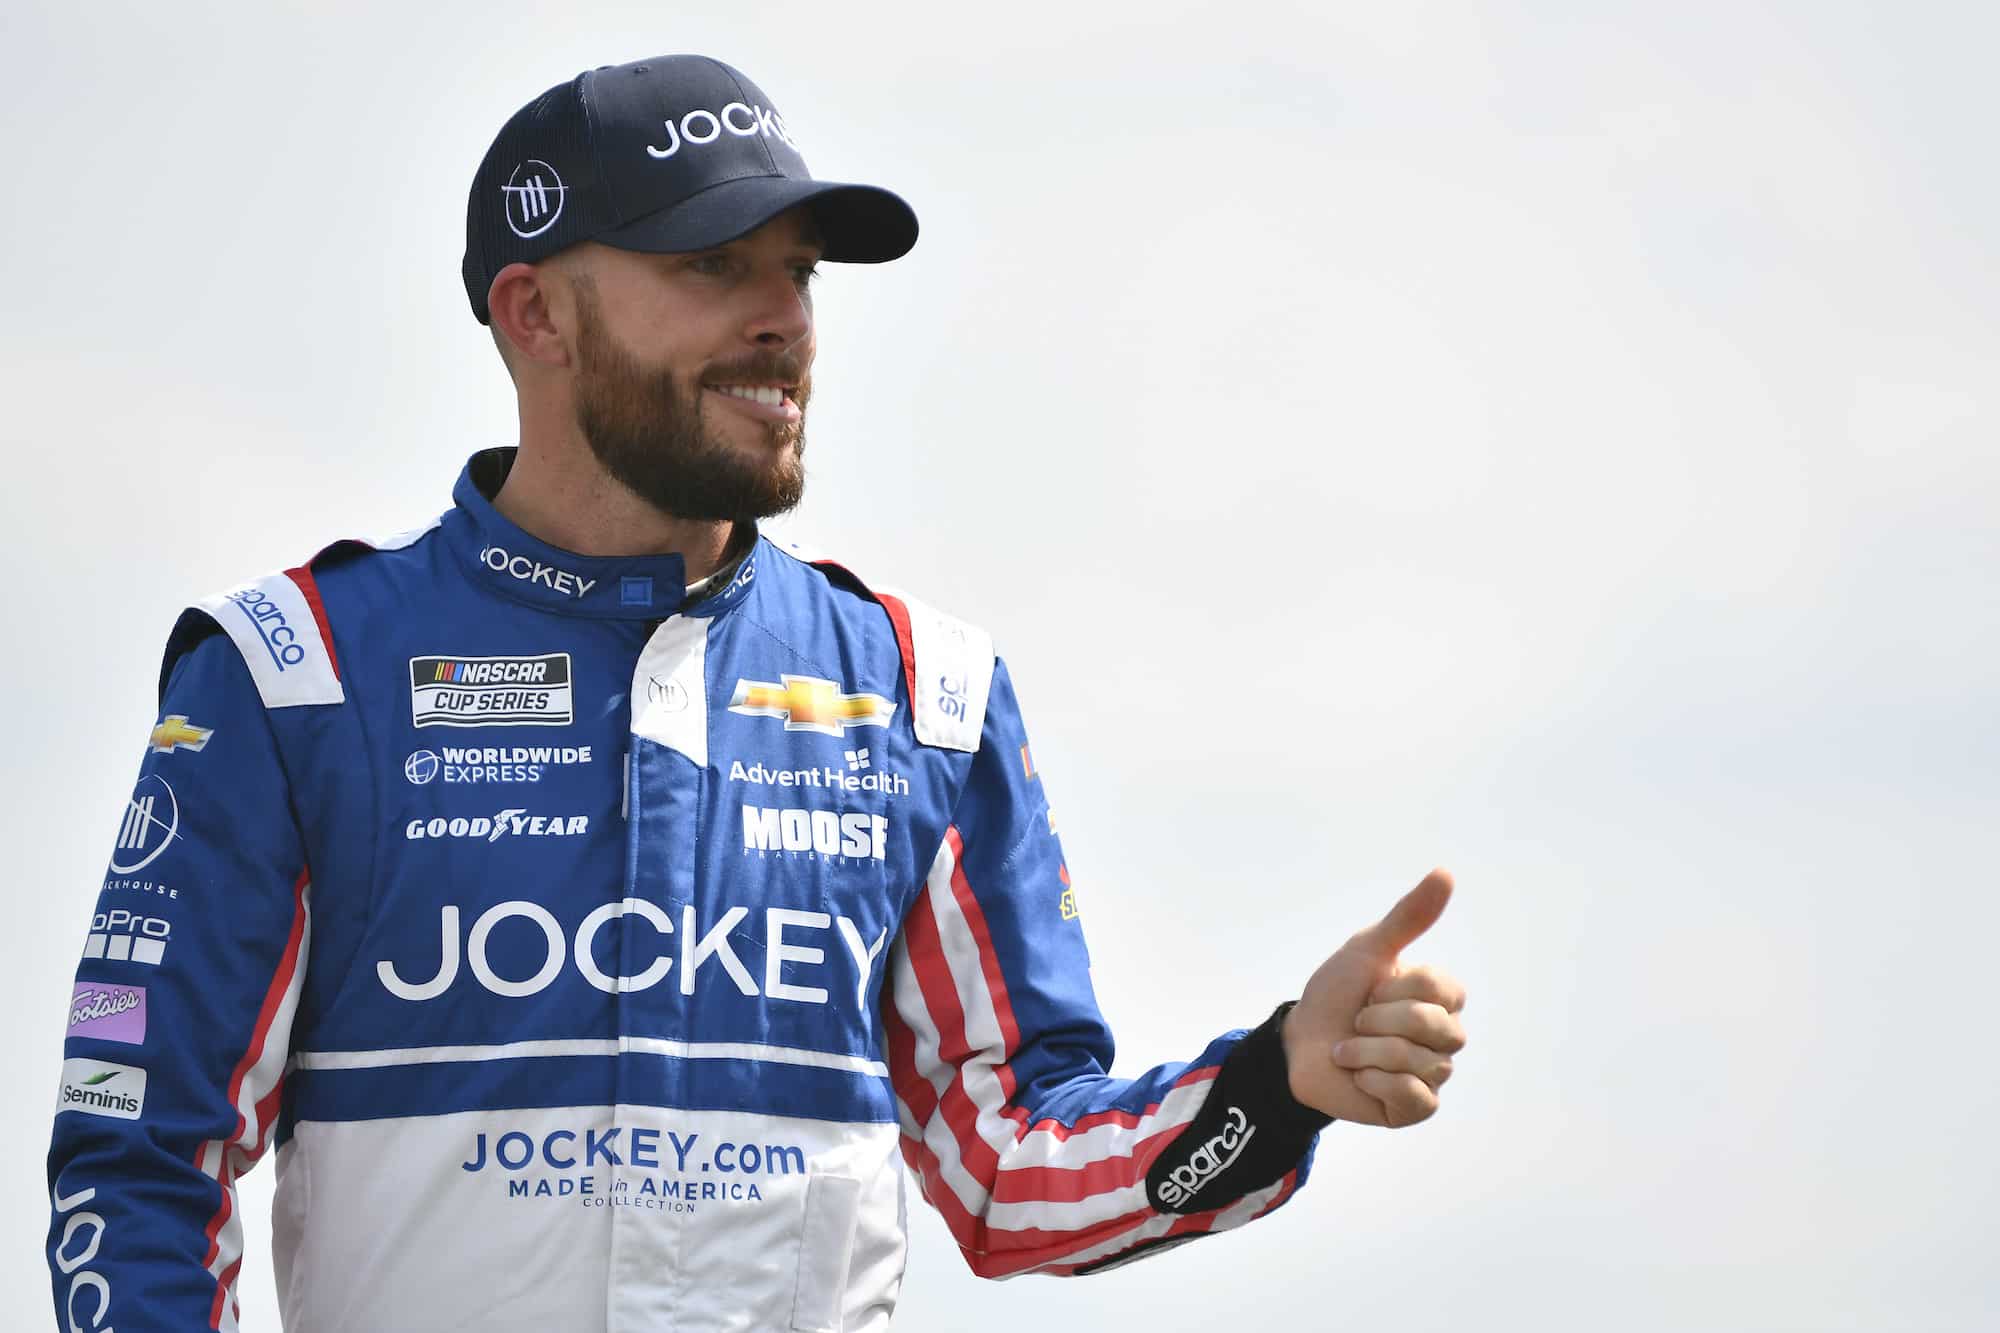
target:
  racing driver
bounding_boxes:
[47,53,1469,1332]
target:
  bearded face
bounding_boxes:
[570,274,811,524]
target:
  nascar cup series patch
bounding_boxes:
[409,653,573,729]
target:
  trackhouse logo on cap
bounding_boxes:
[503,159,566,238]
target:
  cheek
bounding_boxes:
[594,281,704,364]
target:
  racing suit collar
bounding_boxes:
[448,447,757,620]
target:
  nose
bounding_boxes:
[745,266,812,351]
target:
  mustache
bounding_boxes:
[699,353,810,391]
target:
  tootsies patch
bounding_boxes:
[69,983,147,1045]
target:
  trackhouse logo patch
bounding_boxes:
[410,654,573,729]
[109,775,180,875]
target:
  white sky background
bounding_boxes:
[5,1,1995,1328]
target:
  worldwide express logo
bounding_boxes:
[404,744,593,786]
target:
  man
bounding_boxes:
[47,54,1467,1332]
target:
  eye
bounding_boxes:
[793,261,822,289]
[687,252,731,277]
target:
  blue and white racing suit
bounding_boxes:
[48,448,1326,1332]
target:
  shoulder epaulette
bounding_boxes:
[192,567,345,708]
[775,539,995,753]
[178,516,444,709]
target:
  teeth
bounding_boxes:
[714,384,786,406]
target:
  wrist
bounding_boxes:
[1144,1002,1330,1215]
[1268,1000,1337,1131]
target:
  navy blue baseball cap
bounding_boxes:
[462,55,918,323]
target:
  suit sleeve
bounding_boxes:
[885,656,1328,1278]
[48,628,313,1332]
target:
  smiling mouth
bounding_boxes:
[702,381,803,426]
[706,383,794,407]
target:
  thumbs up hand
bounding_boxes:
[1281,870,1467,1126]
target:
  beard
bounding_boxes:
[570,278,810,524]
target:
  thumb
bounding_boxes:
[1346,868,1454,960]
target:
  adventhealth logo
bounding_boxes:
[728,759,909,799]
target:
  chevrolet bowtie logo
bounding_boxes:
[728,675,897,737]
[148,715,213,754]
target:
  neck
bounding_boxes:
[492,410,736,586]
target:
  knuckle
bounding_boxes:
[1416,1005,1457,1047]
[1390,1078,1436,1126]
[1361,1038,1401,1070]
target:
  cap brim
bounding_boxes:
[596,176,917,263]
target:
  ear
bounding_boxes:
[487,262,573,371]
